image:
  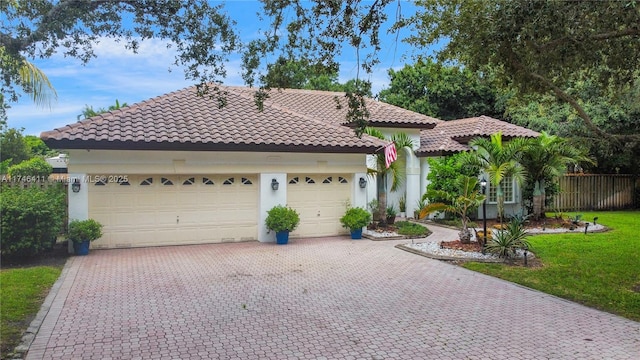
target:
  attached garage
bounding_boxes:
[287,174,352,238]
[41,86,442,247]
[88,174,258,248]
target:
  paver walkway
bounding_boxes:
[26,227,639,359]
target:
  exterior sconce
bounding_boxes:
[359,177,367,189]
[480,177,487,192]
[271,178,279,191]
[71,178,81,193]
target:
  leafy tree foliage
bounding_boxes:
[1,0,240,104]
[424,152,477,205]
[23,135,51,156]
[508,78,640,175]
[379,59,504,120]
[410,0,640,144]
[0,127,29,166]
[0,184,66,257]
[262,57,372,95]
[8,157,52,179]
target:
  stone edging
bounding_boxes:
[395,244,505,263]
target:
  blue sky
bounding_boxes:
[6,1,435,136]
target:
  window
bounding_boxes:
[322,176,332,184]
[223,177,234,185]
[161,177,174,186]
[183,177,195,185]
[305,177,315,184]
[289,177,299,184]
[140,178,153,186]
[338,177,348,184]
[241,177,252,185]
[203,177,214,185]
[488,176,515,203]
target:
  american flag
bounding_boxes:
[384,142,397,168]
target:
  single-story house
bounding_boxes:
[41,86,538,248]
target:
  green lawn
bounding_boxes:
[0,266,62,358]
[464,211,640,321]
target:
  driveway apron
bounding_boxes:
[25,231,639,359]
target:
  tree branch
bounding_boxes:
[535,27,640,52]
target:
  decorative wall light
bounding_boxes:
[359,177,367,189]
[271,178,279,191]
[71,178,81,193]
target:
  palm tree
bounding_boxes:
[459,132,528,224]
[77,99,129,120]
[418,175,486,244]
[2,1,57,108]
[521,132,593,219]
[1,46,57,108]
[364,128,414,224]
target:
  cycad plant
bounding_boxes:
[485,217,532,259]
[418,175,486,244]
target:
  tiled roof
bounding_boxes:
[41,86,393,154]
[417,116,540,156]
[229,87,442,129]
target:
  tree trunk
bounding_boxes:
[532,180,543,220]
[459,229,472,244]
[377,173,387,226]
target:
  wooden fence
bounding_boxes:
[552,174,638,211]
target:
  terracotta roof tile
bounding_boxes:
[228,87,441,129]
[41,86,392,154]
[417,116,540,156]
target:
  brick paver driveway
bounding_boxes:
[27,233,639,359]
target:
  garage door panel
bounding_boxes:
[287,174,351,238]
[89,174,259,248]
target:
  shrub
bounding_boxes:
[265,205,300,233]
[8,157,53,179]
[485,217,532,259]
[68,219,103,243]
[340,207,371,230]
[425,153,478,205]
[0,185,66,257]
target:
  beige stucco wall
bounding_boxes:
[67,150,367,174]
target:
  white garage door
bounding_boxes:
[88,175,258,248]
[287,174,351,238]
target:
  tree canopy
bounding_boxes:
[2,0,638,140]
[1,0,240,104]
[409,0,640,143]
[379,58,504,120]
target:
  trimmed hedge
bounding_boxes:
[0,185,66,257]
[7,157,53,179]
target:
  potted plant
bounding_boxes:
[340,207,372,239]
[68,219,103,255]
[367,199,380,222]
[386,205,397,225]
[265,205,300,245]
[398,195,406,218]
